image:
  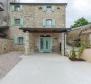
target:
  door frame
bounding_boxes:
[39,37,53,53]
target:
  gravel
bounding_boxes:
[0,52,22,79]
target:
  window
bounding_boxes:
[43,5,54,12]
[46,19,52,27]
[14,5,20,11]
[14,19,20,26]
[43,19,56,28]
[17,37,24,45]
[46,5,52,12]
[47,5,52,9]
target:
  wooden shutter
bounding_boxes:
[20,5,23,11]
[20,18,24,27]
[52,6,55,12]
[11,18,14,26]
[43,6,46,12]
[10,5,14,11]
[52,19,56,27]
[14,36,18,44]
[43,19,46,27]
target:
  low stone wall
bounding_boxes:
[81,49,91,62]
[14,45,24,51]
[0,38,14,54]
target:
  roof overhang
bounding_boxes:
[0,26,9,31]
[19,28,71,33]
[10,3,67,6]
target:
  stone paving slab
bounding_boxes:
[0,52,22,79]
[1,54,91,84]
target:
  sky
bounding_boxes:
[19,0,91,27]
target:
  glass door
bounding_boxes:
[40,37,52,52]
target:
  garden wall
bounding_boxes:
[81,49,91,62]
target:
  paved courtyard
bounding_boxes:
[1,53,91,84]
[0,52,22,79]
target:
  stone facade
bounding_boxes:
[0,38,14,54]
[9,3,67,55]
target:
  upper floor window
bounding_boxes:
[11,18,24,27]
[14,19,21,26]
[10,4,22,11]
[43,5,55,12]
[46,19,52,27]
[14,5,20,11]
[43,19,56,28]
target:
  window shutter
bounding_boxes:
[43,6,46,12]
[20,5,23,11]
[14,36,18,44]
[52,6,55,12]
[20,18,24,27]
[52,19,56,27]
[10,5,14,11]
[11,18,14,26]
[43,19,46,27]
[22,37,24,44]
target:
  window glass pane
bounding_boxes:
[15,19,20,26]
[40,38,44,49]
[47,5,51,8]
[46,19,52,27]
[18,37,24,45]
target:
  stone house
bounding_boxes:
[9,2,68,56]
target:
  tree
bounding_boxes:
[71,17,89,28]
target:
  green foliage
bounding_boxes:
[78,44,85,58]
[69,47,76,60]
[71,17,89,28]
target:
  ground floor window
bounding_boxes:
[17,37,24,45]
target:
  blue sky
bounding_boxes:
[20,0,91,27]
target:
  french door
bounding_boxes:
[40,37,52,53]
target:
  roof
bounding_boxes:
[71,24,91,31]
[10,2,67,6]
[19,28,70,33]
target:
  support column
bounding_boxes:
[24,31,30,55]
[61,33,66,56]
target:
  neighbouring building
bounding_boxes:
[9,2,68,55]
[0,2,13,54]
[67,24,91,47]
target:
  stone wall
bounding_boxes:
[0,38,14,54]
[81,49,91,62]
[9,4,66,39]
[32,33,60,53]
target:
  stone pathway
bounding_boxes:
[0,54,91,84]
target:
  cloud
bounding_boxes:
[20,0,91,27]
